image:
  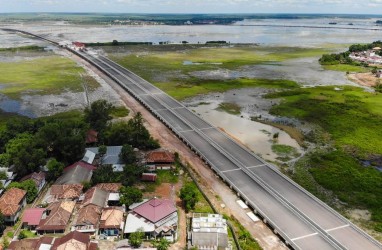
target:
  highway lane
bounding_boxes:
[92,53,382,250]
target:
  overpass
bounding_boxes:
[4,28,382,250]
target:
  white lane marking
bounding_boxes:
[221,168,241,173]
[326,224,349,232]
[247,164,266,169]
[199,127,214,131]
[178,130,194,133]
[291,232,319,241]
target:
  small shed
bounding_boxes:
[141,173,157,182]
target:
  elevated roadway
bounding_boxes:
[4,28,382,250]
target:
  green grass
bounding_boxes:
[156,78,298,100]
[266,86,382,231]
[227,215,262,250]
[0,55,99,98]
[217,102,241,115]
[156,170,179,184]
[19,230,38,239]
[323,64,370,73]
[266,86,382,155]
[108,45,324,100]
[0,45,44,52]
[110,106,130,118]
[271,144,300,158]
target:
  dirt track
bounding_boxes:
[72,53,287,250]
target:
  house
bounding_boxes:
[189,213,229,250]
[9,231,97,250]
[95,183,122,206]
[8,236,55,250]
[99,207,125,237]
[73,187,109,234]
[21,208,45,230]
[145,150,175,171]
[37,201,76,234]
[0,187,27,225]
[83,146,124,172]
[124,198,178,241]
[20,172,46,193]
[44,184,83,203]
[0,167,17,194]
[115,239,157,250]
[55,162,95,185]
[52,231,97,250]
[141,173,157,182]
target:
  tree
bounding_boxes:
[0,212,5,236]
[0,170,7,180]
[46,158,64,181]
[122,164,144,186]
[112,40,119,46]
[152,238,171,250]
[8,180,38,203]
[120,186,143,207]
[180,183,199,212]
[120,144,136,164]
[98,145,107,157]
[91,165,119,185]
[129,228,144,248]
[84,100,113,132]
[6,133,46,177]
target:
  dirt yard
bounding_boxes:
[70,52,287,250]
[348,72,380,87]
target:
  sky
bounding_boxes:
[1,0,382,14]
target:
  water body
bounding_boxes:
[1,15,381,47]
[185,100,303,162]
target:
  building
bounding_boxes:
[145,150,175,171]
[99,207,125,237]
[86,129,98,145]
[83,146,125,172]
[73,187,109,234]
[72,42,86,51]
[55,162,95,185]
[9,231,98,250]
[21,208,45,230]
[20,172,46,193]
[8,236,55,250]
[189,213,229,250]
[37,201,76,234]
[0,167,17,194]
[124,198,178,241]
[95,183,122,206]
[141,173,157,182]
[45,184,83,203]
[0,187,27,225]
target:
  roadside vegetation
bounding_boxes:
[265,86,382,234]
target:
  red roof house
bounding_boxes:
[146,150,175,170]
[133,198,177,223]
[21,208,45,229]
[52,230,97,250]
[141,173,157,182]
[0,188,27,225]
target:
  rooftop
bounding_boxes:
[84,146,123,165]
[99,207,124,229]
[95,183,122,193]
[19,172,45,186]
[55,163,93,185]
[0,188,27,216]
[75,204,102,227]
[146,150,175,164]
[22,208,45,226]
[132,198,176,223]
[50,184,83,200]
[82,187,108,208]
[37,201,75,231]
[51,231,97,250]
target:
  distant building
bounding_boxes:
[0,167,17,194]
[86,129,98,145]
[189,213,230,250]
[0,187,27,225]
[124,198,178,241]
[72,41,86,51]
